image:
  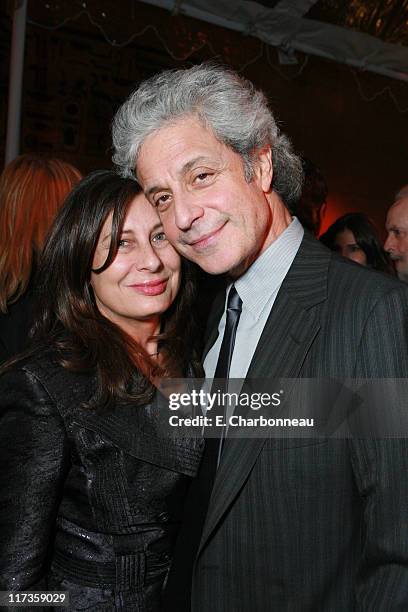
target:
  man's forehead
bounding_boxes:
[139,115,217,151]
[387,198,408,228]
[136,118,231,187]
[393,195,408,208]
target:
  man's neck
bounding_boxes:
[229,193,292,280]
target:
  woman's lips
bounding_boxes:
[128,279,168,295]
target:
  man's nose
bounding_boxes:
[173,192,204,231]
[384,233,395,253]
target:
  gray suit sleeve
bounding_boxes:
[0,368,70,590]
[351,286,408,609]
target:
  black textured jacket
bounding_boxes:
[0,348,203,611]
[0,289,35,363]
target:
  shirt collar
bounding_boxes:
[232,217,304,321]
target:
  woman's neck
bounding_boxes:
[119,317,161,354]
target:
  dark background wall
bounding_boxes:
[1,0,408,234]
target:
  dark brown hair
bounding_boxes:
[320,212,394,274]
[30,169,202,410]
[295,158,328,236]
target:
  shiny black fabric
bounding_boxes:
[0,289,35,363]
[0,347,203,611]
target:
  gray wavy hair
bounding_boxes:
[395,185,408,201]
[112,63,303,209]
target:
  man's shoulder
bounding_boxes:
[327,251,407,301]
[298,231,404,298]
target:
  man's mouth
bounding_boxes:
[184,223,226,250]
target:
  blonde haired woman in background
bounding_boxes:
[0,154,82,361]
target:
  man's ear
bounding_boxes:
[253,146,273,193]
[319,201,327,223]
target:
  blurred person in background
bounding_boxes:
[320,212,393,274]
[384,185,408,282]
[0,170,203,610]
[0,154,82,362]
[294,157,327,236]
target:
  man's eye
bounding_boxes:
[195,172,211,183]
[155,194,171,207]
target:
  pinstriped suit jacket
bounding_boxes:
[192,232,408,611]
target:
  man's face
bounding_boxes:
[136,117,275,277]
[384,197,408,281]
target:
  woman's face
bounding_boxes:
[334,229,367,266]
[91,193,181,334]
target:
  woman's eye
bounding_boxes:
[118,239,130,248]
[152,232,167,244]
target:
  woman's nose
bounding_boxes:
[132,243,162,272]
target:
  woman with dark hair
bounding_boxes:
[0,170,203,611]
[320,212,393,274]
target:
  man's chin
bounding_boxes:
[395,262,408,282]
[198,263,231,276]
[184,250,233,275]
[196,259,252,279]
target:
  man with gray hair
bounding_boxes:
[385,185,408,282]
[112,64,408,611]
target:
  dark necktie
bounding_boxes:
[212,285,243,456]
[163,285,243,612]
[213,285,243,382]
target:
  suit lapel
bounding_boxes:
[202,287,226,358]
[198,232,331,555]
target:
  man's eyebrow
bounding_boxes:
[145,184,163,198]
[144,156,217,197]
[181,156,215,175]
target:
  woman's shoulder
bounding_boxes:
[0,344,97,414]
[2,344,66,385]
[0,289,37,362]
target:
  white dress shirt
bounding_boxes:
[204,217,304,379]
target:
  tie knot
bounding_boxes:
[227,285,242,312]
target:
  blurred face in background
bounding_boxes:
[384,197,408,282]
[334,229,367,266]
